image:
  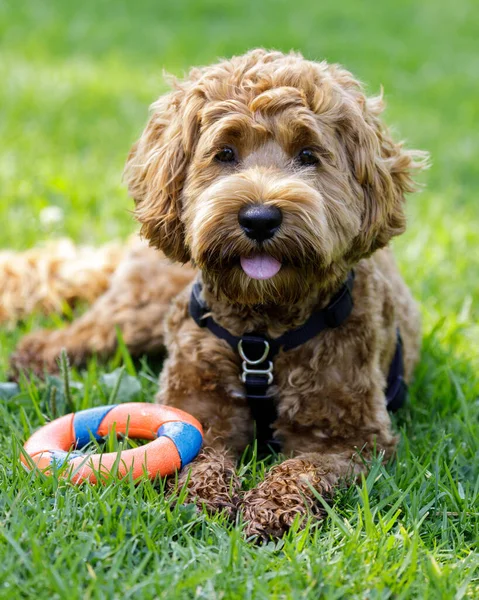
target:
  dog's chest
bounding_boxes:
[270,332,348,418]
[226,328,352,421]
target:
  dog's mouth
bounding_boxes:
[240,254,282,280]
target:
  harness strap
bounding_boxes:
[237,335,278,447]
[190,272,355,358]
[385,330,407,412]
[189,271,407,449]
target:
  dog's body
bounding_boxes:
[10,50,426,537]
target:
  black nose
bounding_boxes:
[238,204,282,242]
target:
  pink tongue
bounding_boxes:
[240,254,282,280]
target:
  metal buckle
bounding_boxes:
[241,361,274,385]
[238,339,274,386]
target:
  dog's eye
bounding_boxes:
[215,147,237,163]
[296,149,320,167]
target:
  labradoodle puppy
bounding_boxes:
[11,49,427,538]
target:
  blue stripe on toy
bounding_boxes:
[73,405,117,448]
[157,422,203,468]
[48,450,83,468]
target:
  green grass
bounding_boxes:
[1,0,478,597]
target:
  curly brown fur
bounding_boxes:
[0,239,127,326]
[172,448,241,518]
[10,49,427,539]
[10,243,194,377]
[242,457,328,539]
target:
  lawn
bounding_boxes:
[0,0,478,597]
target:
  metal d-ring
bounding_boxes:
[237,339,270,365]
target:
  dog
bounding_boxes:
[10,49,428,538]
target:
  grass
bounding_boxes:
[0,0,478,597]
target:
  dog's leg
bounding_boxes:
[163,403,247,519]
[10,248,195,377]
[241,449,365,539]
[241,411,397,539]
[157,331,252,518]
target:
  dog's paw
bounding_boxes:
[241,458,326,539]
[10,330,62,380]
[172,450,241,519]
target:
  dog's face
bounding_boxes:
[126,50,426,305]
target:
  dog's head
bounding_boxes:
[125,49,427,305]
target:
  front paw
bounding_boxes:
[10,330,62,380]
[241,459,326,539]
[173,451,241,519]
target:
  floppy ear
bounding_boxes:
[124,84,204,263]
[335,77,429,259]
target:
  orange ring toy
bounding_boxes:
[22,403,203,484]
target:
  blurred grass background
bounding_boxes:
[0,0,478,597]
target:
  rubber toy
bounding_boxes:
[22,403,203,483]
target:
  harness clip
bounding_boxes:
[241,361,274,385]
[237,338,274,386]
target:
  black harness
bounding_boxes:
[189,271,407,449]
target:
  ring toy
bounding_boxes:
[22,403,203,484]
